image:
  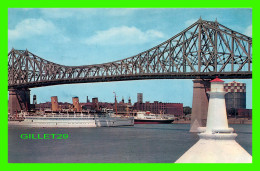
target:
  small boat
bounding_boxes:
[134,111,175,124]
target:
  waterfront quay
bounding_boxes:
[173,118,252,124]
[9,91,252,123]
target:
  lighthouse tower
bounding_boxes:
[175,77,252,163]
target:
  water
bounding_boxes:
[8,124,252,163]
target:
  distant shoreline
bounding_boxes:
[173,118,252,124]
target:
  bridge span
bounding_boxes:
[8,18,252,131]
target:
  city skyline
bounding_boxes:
[35,92,185,104]
[8,8,252,108]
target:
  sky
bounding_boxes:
[8,8,252,108]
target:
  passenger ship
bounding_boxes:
[134,111,175,124]
[8,113,134,128]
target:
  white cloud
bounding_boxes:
[39,8,145,19]
[40,8,92,19]
[83,26,164,46]
[8,18,70,42]
[105,8,145,16]
[185,19,198,27]
[21,8,33,11]
[244,25,252,37]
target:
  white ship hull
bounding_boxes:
[8,115,134,128]
[8,121,97,128]
[134,111,175,124]
[95,117,134,127]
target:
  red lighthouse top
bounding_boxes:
[210,76,224,82]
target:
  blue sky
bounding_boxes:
[8,8,252,108]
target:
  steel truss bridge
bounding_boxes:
[8,19,252,89]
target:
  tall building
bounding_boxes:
[51,96,59,111]
[137,93,143,103]
[92,97,99,111]
[86,96,90,103]
[72,97,81,112]
[128,97,131,104]
[224,81,246,110]
[133,101,183,117]
[33,95,37,104]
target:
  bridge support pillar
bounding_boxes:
[8,88,30,115]
[190,79,210,132]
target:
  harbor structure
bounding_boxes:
[224,81,246,110]
[72,97,81,112]
[8,88,31,114]
[133,101,183,117]
[189,79,210,132]
[92,97,99,111]
[51,96,59,112]
[175,77,252,163]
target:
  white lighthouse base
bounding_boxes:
[175,133,252,163]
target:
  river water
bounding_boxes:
[8,124,252,163]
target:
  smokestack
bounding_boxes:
[92,97,99,111]
[72,97,81,112]
[33,95,37,104]
[51,96,59,112]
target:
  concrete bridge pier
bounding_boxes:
[190,79,210,132]
[8,88,30,115]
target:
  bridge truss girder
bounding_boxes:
[8,19,252,89]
